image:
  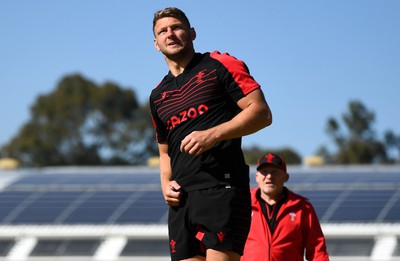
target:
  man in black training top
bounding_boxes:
[149,7,272,261]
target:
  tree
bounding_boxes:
[384,130,400,163]
[243,146,302,165]
[2,74,157,166]
[322,100,388,164]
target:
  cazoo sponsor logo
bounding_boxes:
[166,104,209,130]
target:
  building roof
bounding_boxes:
[0,165,399,225]
[0,165,400,260]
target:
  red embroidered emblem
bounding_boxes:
[217,232,225,242]
[266,153,275,163]
[169,240,177,253]
[197,71,205,82]
[289,212,296,222]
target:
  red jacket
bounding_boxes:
[241,188,329,261]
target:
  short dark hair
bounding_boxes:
[153,7,191,35]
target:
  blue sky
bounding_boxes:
[1,1,399,158]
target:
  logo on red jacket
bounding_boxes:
[289,212,296,222]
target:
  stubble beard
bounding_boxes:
[163,42,193,61]
[262,184,278,197]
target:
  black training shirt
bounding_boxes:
[150,51,261,191]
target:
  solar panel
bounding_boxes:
[120,239,169,256]
[13,173,157,186]
[382,192,400,222]
[0,167,399,225]
[61,191,135,224]
[0,191,33,222]
[294,190,339,221]
[326,238,374,256]
[30,239,100,256]
[288,171,361,184]
[356,173,400,183]
[116,191,167,223]
[328,190,395,222]
[0,240,14,257]
[13,175,61,185]
[11,192,81,224]
[393,238,400,256]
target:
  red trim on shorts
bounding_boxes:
[196,225,205,241]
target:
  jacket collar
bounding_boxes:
[251,187,307,208]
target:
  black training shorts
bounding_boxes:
[168,184,251,260]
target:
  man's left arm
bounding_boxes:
[180,88,272,156]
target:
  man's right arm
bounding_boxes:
[158,143,181,207]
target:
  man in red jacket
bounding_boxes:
[241,153,329,261]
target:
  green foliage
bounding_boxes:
[243,146,302,165]
[384,130,400,162]
[2,74,157,166]
[5,75,398,167]
[321,100,391,164]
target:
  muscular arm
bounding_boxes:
[158,143,181,206]
[180,88,272,156]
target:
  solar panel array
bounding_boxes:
[0,171,167,224]
[0,167,399,224]
[281,169,400,223]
